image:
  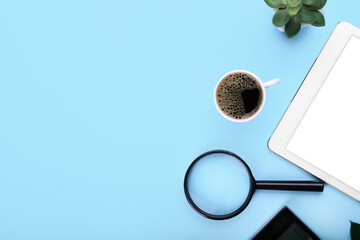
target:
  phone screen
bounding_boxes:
[252,207,319,240]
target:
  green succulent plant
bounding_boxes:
[351,221,360,240]
[265,0,326,38]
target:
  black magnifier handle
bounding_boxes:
[255,180,324,192]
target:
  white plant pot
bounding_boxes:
[272,8,324,32]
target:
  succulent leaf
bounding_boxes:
[286,0,301,7]
[287,3,302,16]
[273,9,291,27]
[285,16,301,38]
[302,0,317,5]
[350,221,360,240]
[311,10,325,26]
[264,0,287,8]
[303,0,327,10]
[299,8,316,23]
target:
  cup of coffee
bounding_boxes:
[214,70,280,122]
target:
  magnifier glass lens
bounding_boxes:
[187,153,252,216]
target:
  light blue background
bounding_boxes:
[0,0,359,239]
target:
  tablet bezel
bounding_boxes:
[268,21,360,201]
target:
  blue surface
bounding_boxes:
[0,0,360,239]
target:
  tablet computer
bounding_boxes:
[268,21,360,201]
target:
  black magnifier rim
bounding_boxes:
[184,150,256,220]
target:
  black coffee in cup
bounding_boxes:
[216,72,263,120]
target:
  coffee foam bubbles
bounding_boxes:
[216,73,262,120]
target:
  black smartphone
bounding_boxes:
[251,206,320,240]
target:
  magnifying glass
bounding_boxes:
[184,150,324,220]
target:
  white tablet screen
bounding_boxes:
[286,36,360,191]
